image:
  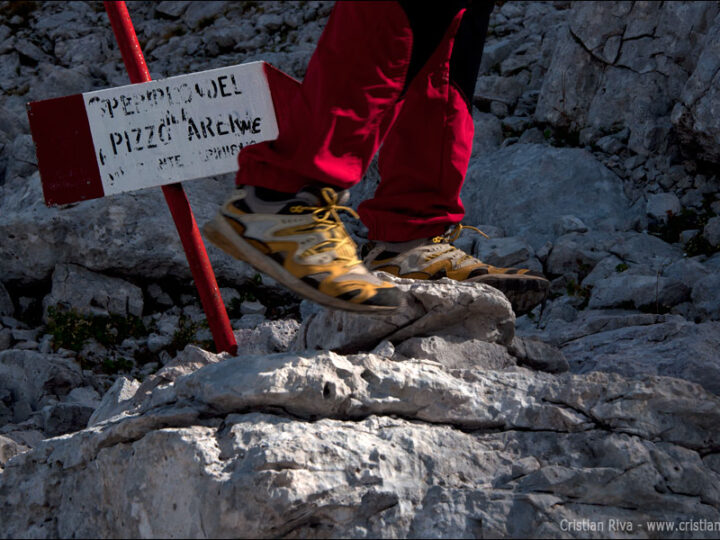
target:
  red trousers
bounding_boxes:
[236,1,493,241]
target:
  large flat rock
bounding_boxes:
[293,275,515,354]
[535,1,720,155]
[672,13,720,164]
[461,144,642,250]
[518,309,720,395]
[1,349,718,538]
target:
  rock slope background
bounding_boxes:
[1,1,719,538]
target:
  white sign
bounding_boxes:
[82,61,278,195]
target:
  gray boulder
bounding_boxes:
[0,350,84,429]
[662,256,713,290]
[646,193,682,222]
[294,275,515,354]
[1,349,719,538]
[507,336,569,373]
[474,236,536,269]
[520,308,720,396]
[42,263,144,320]
[588,274,690,312]
[89,346,224,427]
[671,13,720,163]
[0,172,255,285]
[0,435,29,469]
[561,317,720,395]
[233,319,300,355]
[471,111,503,157]
[394,335,516,370]
[87,376,141,427]
[0,282,12,317]
[692,273,720,321]
[40,402,94,437]
[536,2,720,155]
[546,231,684,278]
[462,144,641,250]
[703,216,720,247]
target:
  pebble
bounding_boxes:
[239,300,266,316]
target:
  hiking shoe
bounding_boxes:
[202,185,402,313]
[362,224,549,314]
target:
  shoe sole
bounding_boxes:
[203,215,400,314]
[472,274,549,315]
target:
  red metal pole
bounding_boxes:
[103,1,237,355]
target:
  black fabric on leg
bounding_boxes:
[397,0,494,104]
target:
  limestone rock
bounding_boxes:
[547,231,684,278]
[394,335,516,370]
[588,274,690,311]
[561,318,720,395]
[89,345,224,427]
[646,193,682,222]
[0,328,11,351]
[662,256,713,290]
[65,386,101,410]
[294,275,515,354]
[536,2,720,155]
[474,236,536,269]
[42,263,144,320]
[0,282,12,317]
[520,309,720,396]
[155,1,190,19]
[0,349,84,430]
[703,216,720,247]
[233,319,299,356]
[471,110,503,157]
[1,350,719,538]
[462,145,641,250]
[692,273,720,321]
[0,435,28,469]
[671,13,720,164]
[184,1,228,30]
[507,336,569,373]
[87,376,140,427]
[40,402,94,437]
[0,173,255,285]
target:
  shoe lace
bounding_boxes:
[426,224,490,263]
[288,187,361,265]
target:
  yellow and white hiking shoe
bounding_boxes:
[362,224,549,314]
[203,185,402,313]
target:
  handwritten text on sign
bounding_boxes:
[82,61,278,195]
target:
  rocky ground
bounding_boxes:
[1,1,720,538]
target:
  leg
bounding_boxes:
[236,1,471,194]
[358,2,494,242]
[236,1,414,193]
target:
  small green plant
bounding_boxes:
[161,25,186,41]
[615,263,629,273]
[566,279,592,310]
[543,127,552,140]
[46,306,149,352]
[101,357,134,375]
[167,316,215,355]
[648,202,719,257]
[576,260,593,279]
[684,233,715,257]
[225,273,301,320]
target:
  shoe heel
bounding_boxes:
[202,218,248,262]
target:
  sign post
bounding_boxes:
[102,1,237,355]
[28,2,301,356]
